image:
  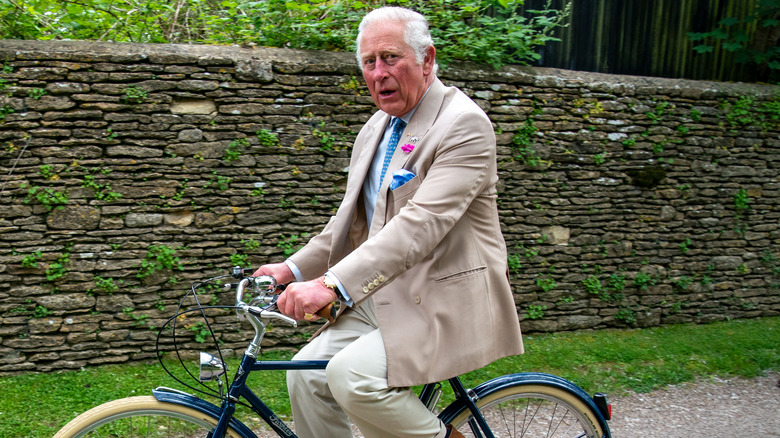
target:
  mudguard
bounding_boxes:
[152,387,257,438]
[438,372,612,438]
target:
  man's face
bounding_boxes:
[359,21,435,117]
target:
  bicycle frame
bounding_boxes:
[153,354,500,438]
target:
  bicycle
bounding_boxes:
[54,267,613,438]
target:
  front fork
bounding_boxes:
[209,354,255,438]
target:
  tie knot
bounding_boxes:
[391,117,406,132]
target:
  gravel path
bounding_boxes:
[250,372,779,437]
[608,372,780,437]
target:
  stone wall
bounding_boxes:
[0,40,778,373]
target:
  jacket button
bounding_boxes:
[414,296,421,304]
[363,287,370,294]
[372,279,380,286]
[378,275,385,282]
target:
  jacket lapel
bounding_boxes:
[370,79,447,233]
[331,116,389,258]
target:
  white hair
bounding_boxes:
[355,6,439,76]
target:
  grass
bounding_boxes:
[2,317,778,437]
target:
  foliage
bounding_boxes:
[122,85,147,104]
[20,250,42,268]
[722,95,780,131]
[507,253,522,275]
[203,171,231,191]
[535,274,556,292]
[242,237,260,251]
[81,167,122,202]
[257,128,280,147]
[277,233,308,257]
[734,188,752,213]
[688,0,780,82]
[32,305,51,318]
[186,321,211,343]
[93,276,120,294]
[229,252,248,267]
[137,244,183,279]
[421,0,571,69]
[632,272,656,290]
[223,137,248,162]
[21,183,69,210]
[614,307,637,325]
[1,0,571,70]
[511,117,543,166]
[526,304,546,319]
[45,247,71,281]
[581,275,603,296]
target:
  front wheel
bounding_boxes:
[447,384,605,438]
[53,396,246,438]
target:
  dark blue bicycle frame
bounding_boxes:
[153,354,500,438]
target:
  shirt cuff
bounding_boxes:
[284,259,304,282]
[325,271,354,307]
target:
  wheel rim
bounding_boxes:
[452,389,602,438]
[69,408,219,438]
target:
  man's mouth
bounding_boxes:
[379,89,396,97]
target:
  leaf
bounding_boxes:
[761,18,779,27]
[710,28,729,40]
[687,32,706,41]
[733,32,750,44]
[693,44,715,54]
[723,41,745,52]
[718,17,741,27]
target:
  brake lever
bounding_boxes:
[243,302,297,327]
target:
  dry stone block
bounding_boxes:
[47,206,101,230]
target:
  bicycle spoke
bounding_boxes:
[455,388,602,438]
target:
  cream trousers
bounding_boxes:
[286,298,447,438]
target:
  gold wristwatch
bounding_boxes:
[322,273,345,301]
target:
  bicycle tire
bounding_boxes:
[53,396,247,438]
[447,384,605,438]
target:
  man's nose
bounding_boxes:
[370,60,390,80]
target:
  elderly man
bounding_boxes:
[253,6,523,438]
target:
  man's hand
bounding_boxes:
[252,263,295,286]
[277,278,338,321]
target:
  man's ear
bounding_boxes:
[422,45,436,75]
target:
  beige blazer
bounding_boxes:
[289,78,523,387]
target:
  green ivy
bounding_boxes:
[22,184,69,210]
[257,129,280,147]
[93,276,120,294]
[137,244,183,279]
[20,250,42,268]
[122,86,147,104]
[45,246,72,281]
[526,304,547,320]
[82,167,122,202]
[277,234,308,257]
[223,138,249,162]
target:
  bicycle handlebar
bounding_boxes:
[232,274,336,326]
[234,276,298,326]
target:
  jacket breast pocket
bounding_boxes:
[386,174,421,217]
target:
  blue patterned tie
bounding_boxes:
[378,117,407,187]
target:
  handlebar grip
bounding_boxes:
[315,302,337,323]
